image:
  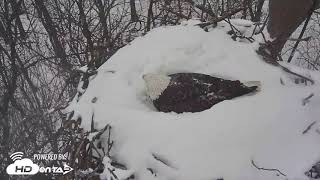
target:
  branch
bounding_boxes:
[91,124,110,142]
[302,93,314,106]
[162,6,189,19]
[225,18,254,42]
[278,64,315,84]
[185,0,217,18]
[195,7,244,28]
[287,0,315,63]
[257,46,315,84]
[152,153,176,169]
[287,36,312,42]
[253,14,269,35]
[251,160,287,177]
[302,121,316,134]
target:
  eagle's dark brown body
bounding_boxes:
[152,73,258,113]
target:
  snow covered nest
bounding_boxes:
[67,20,320,180]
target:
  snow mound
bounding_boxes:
[68,21,320,180]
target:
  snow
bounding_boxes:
[77,65,88,73]
[100,156,134,180]
[87,132,99,141]
[230,19,253,27]
[67,20,320,180]
[76,79,85,94]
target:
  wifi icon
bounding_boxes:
[10,152,24,162]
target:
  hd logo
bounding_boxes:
[6,152,39,175]
[6,152,73,176]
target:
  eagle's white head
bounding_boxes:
[143,73,171,100]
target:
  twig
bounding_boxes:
[195,7,244,28]
[287,36,312,42]
[287,2,314,63]
[162,6,189,19]
[302,93,314,106]
[74,139,87,161]
[251,160,287,177]
[147,168,156,176]
[257,42,315,84]
[91,112,95,132]
[302,121,317,134]
[225,18,254,42]
[278,64,315,84]
[254,14,269,35]
[107,126,113,157]
[152,153,177,169]
[108,167,119,179]
[185,0,217,18]
[91,124,110,142]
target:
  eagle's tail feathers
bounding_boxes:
[243,81,262,92]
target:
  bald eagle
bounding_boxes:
[143,73,260,113]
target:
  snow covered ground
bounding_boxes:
[67,20,320,180]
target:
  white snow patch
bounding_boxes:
[230,19,254,27]
[78,65,88,73]
[68,20,320,180]
[100,156,134,180]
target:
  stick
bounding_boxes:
[152,153,177,169]
[302,121,317,134]
[287,2,314,63]
[195,8,244,28]
[251,160,287,177]
[302,93,314,105]
[287,36,311,42]
[91,124,110,141]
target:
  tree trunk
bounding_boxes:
[260,0,315,61]
[146,0,154,32]
[253,0,265,22]
[130,0,139,22]
[34,0,71,71]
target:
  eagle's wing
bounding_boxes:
[169,73,225,95]
[154,73,222,105]
[152,73,223,113]
[154,73,258,113]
